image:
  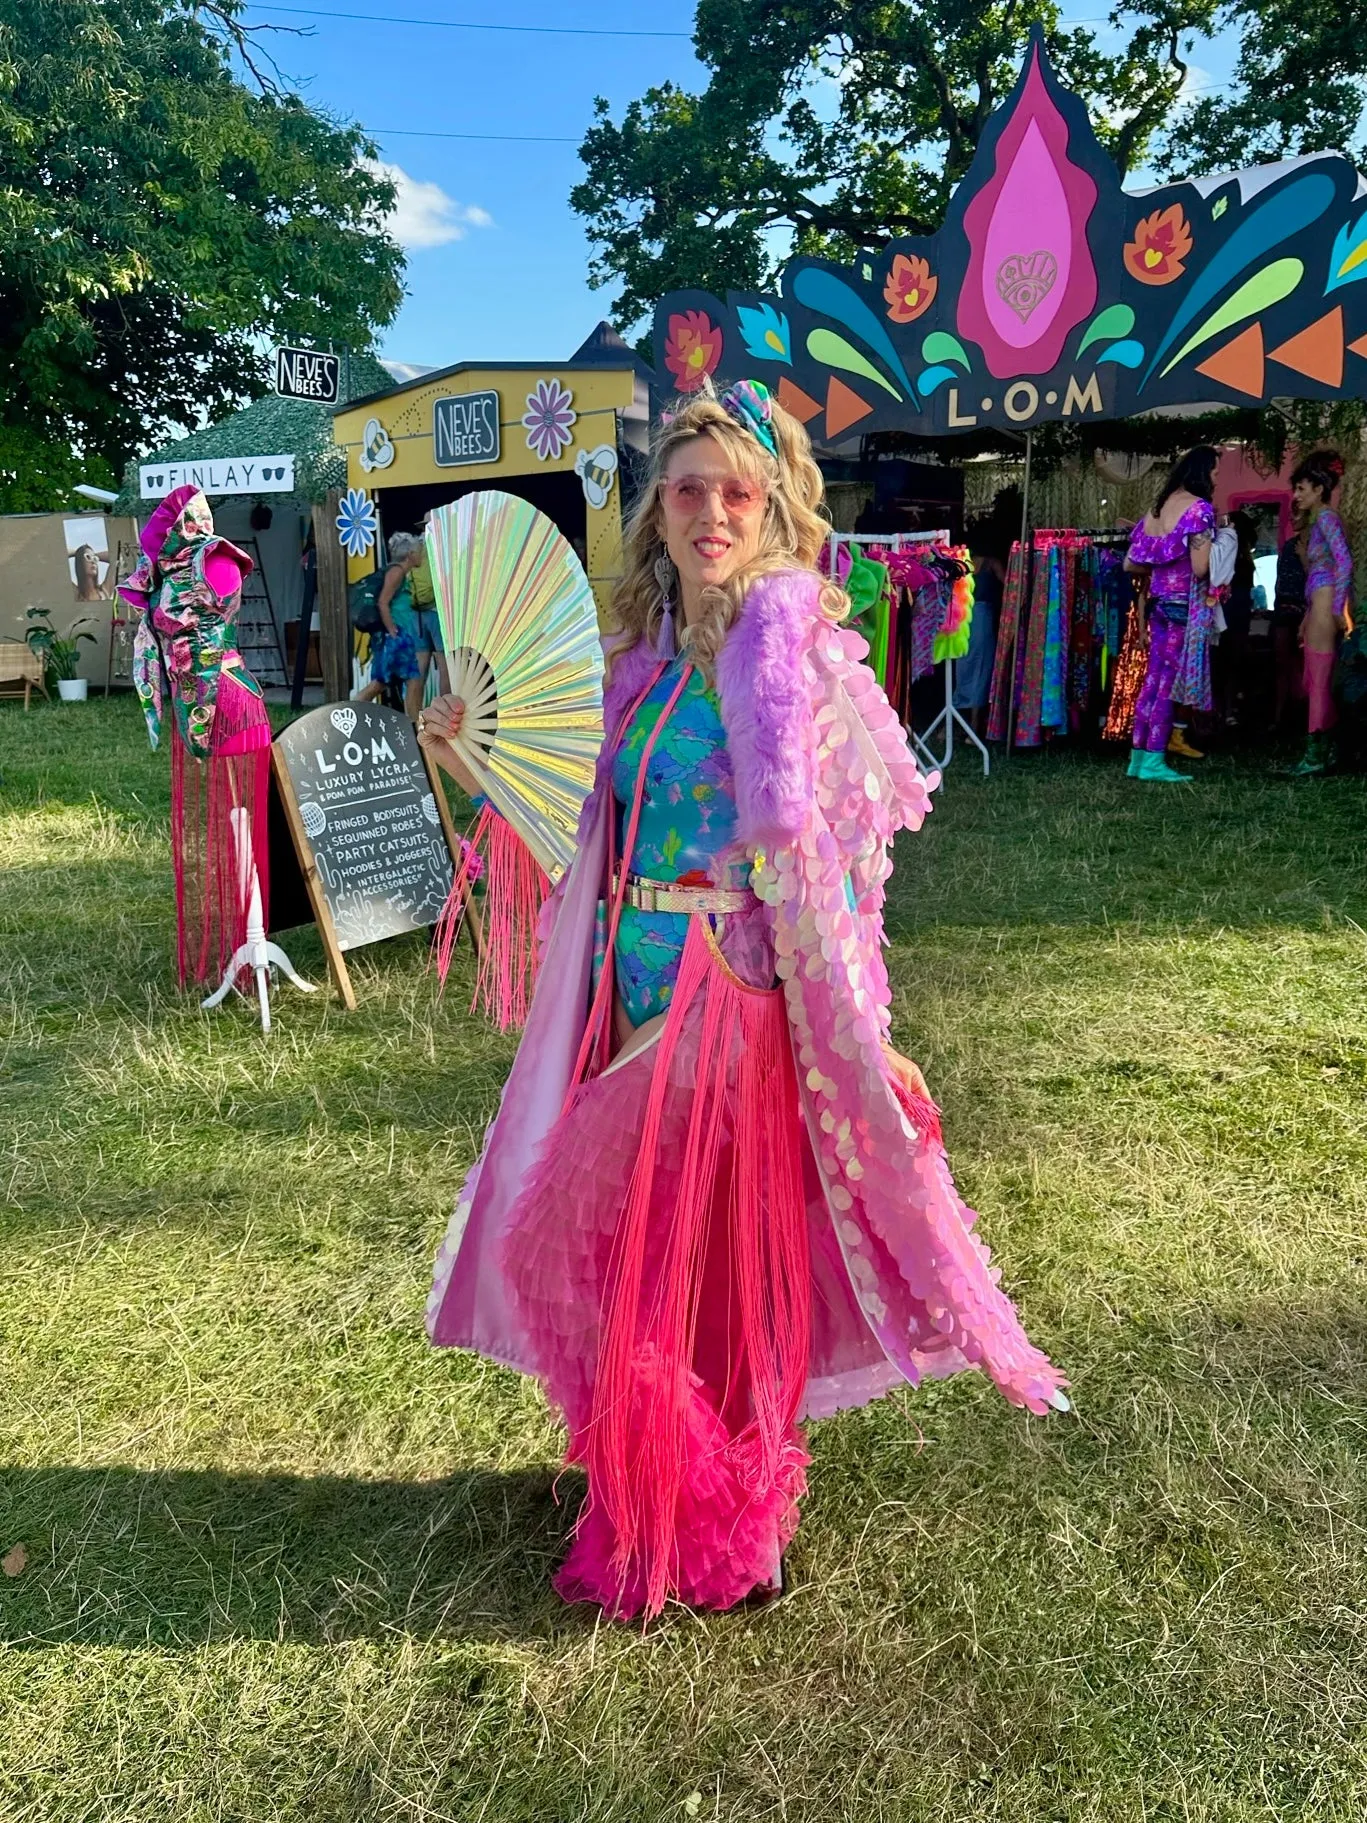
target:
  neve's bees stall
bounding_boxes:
[332,362,636,618]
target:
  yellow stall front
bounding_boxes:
[332,362,635,620]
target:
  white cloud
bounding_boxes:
[365,159,493,250]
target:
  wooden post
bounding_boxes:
[313,489,350,703]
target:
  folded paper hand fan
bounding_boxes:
[427,491,604,878]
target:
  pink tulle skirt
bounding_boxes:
[170,668,271,988]
[500,915,820,1620]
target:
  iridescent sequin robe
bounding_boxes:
[427,569,1067,1613]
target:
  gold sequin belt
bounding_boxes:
[620,872,756,914]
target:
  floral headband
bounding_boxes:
[660,377,780,458]
[719,379,778,457]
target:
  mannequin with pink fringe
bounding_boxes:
[423,383,1067,1622]
[119,487,271,989]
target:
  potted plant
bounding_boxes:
[25,606,98,702]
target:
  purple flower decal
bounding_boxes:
[521,378,577,461]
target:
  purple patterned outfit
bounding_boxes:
[1126,500,1215,752]
[1305,508,1353,619]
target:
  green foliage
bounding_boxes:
[1166,0,1367,174]
[0,426,116,514]
[0,0,404,484]
[23,605,98,684]
[572,0,1219,332]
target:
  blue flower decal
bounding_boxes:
[736,302,792,365]
[336,487,378,557]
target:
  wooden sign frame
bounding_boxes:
[270,740,482,1010]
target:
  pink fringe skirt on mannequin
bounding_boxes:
[170,668,272,988]
[500,913,816,1620]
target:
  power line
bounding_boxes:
[249,4,691,37]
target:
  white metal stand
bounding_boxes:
[201,806,317,1033]
[825,528,990,778]
[919,658,992,777]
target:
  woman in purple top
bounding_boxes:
[1123,446,1217,783]
[1288,449,1353,775]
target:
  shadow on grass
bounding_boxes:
[0,1462,583,1649]
[4,1290,1363,1656]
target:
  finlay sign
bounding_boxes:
[138,455,297,499]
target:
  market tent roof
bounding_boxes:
[569,319,656,387]
[113,350,396,515]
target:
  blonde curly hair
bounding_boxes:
[609,389,846,680]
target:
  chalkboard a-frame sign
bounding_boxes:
[270,702,477,1007]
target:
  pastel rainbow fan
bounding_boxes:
[426,492,604,878]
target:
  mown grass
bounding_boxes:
[1,694,1364,1822]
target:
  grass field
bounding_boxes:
[2,693,1365,1822]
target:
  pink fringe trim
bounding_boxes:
[582,919,812,1620]
[169,673,271,989]
[433,803,550,1031]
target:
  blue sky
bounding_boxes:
[244,2,1236,370]
[246,1,705,366]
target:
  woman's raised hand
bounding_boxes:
[417,695,484,797]
[418,695,466,746]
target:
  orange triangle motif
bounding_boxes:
[824,376,874,440]
[776,377,822,423]
[1195,323,1265,399]
[1269,307,1344,388]
[1349,332,1367,361]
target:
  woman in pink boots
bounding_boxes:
[1287,449,1353,777]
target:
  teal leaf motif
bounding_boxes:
[1077,304,1135,358]
[1096,340,1145,368]
[917,364,959,395]
[920,331,971,370]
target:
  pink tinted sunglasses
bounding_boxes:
[659,474,768,516]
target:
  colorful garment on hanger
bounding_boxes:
[1040,543,1067,734]
[987,543,1026,743]
[1014,541,1053,747]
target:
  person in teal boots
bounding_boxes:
[1123,447,1217,783]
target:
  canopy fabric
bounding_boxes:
[652,29,1367,444]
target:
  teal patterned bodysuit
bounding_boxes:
[607,657,746,1027]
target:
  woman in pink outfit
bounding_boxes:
[423,383,1067,1622]
[1288,448,1353,776]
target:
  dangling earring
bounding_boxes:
[653,550,678,659]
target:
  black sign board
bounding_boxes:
[270,703,462,1005]
[275,345,341,404]
[434,390,500,467]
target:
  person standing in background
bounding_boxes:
[357,531,423,711]
[376,528,451,720]
[1271,525,1308,736]
[1124,446,1217,783]
[1286,450,1353,776]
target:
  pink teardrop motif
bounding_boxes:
[957,47,1099,379]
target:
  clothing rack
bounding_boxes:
[994,526,1136,752]
[825,529,990,778]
